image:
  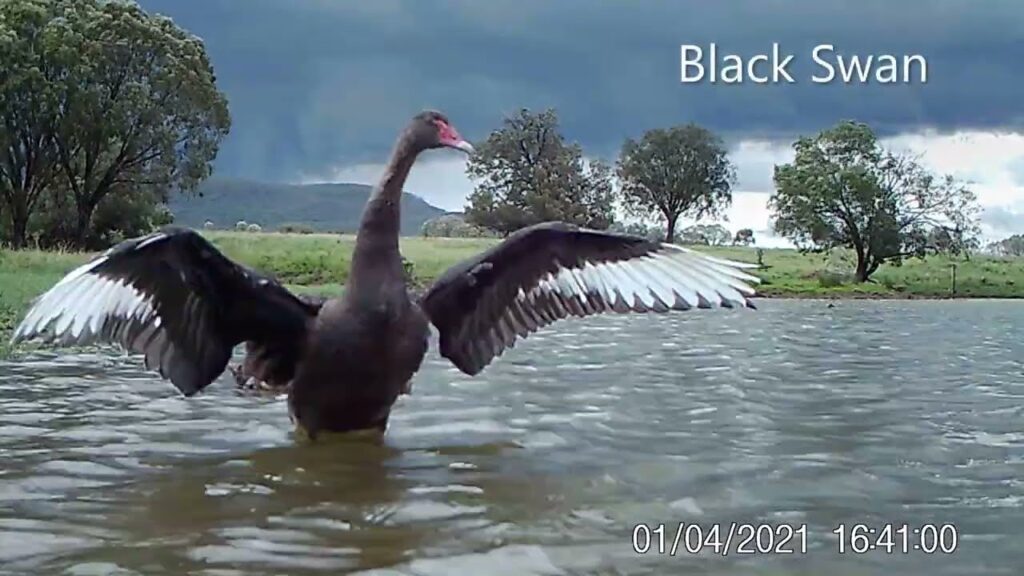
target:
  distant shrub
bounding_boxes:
[278,223,315,234]
[817,270,851,287]
[420,214,498,238]
[880,277,907,292]
[103,229,127,246]
[609,221,662,242]
[815,250,856,287]
[676,224,731,246]
[152,205,174,228]
[402,256,416,283]
[246,223,262,233]
[733,228,755,246]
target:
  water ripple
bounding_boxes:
[0,300,1023,574]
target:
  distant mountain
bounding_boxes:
[169,177,449,234]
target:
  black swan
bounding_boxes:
[11,110,760,438]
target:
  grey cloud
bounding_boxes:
[981,205,1024,238]
[1009,157,1024,186]
[139,0,1024,182]
[731,143,795,192]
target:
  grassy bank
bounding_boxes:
[3,230,1023,353]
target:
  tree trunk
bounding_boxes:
[854,255,881,283]
[73,200,95,249]
[6,195,30,249]
[664,213,677,243]
[854,258,869,282]
[852,240,870,282]
[8,210,29,249]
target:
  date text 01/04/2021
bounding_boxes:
[631,523,960,556]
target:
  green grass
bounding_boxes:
[0,231,495,354]
[702,245,1024,299]
[3,230,1023,354]
[203,231,1024,300]
[0,248,88,356]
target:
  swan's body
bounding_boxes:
[12,111,761,438]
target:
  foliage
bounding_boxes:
[617,124,735,242]
[925,225,979,259]
[0,0,64,247]
[769,121,981,282]
[677,223,731,246]
[465,109,616,236]
[50,0,229,247]
[0,0,229,249]
[420,213,497,238]
[987,234,1024,257]
[29,183,173,248]
[733,228,755,246]
[401,255,415,284]
[608,221,663,241]
[89,189,173,245]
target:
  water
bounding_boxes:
[1,299,1022,575]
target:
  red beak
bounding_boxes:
[437,121,475,154]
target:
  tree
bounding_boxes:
[617,124,735,242]
[465,109,615,236]
[677,223,731,246]
[987,234,1024,257]
[608,220,662,241]
[0,0,63,247]
[31,181,173,247]
[925,225,978,259]
[47,0,230,247]
[1005,235,1024,257]
[769,121,980,282]
[420,213,495,238]
[733,228,755,246]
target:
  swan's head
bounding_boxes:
[412,110,474,155]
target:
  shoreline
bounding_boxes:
[753,291,1024,301]
[3,231,1023,352]
[2,282,1019,358]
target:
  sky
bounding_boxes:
[138,0,1024,246]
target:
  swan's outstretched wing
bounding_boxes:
[419,222,760,375]
[12,227,319,395]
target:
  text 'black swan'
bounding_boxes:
[11,111,761,438]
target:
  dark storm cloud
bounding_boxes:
[139,0,1024,181]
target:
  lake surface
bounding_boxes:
[1,300,1022,575]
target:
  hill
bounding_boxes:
[169,177,448,234]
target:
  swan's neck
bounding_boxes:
[350,136,419,291]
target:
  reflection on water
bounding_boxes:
[1,300,1023,575]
